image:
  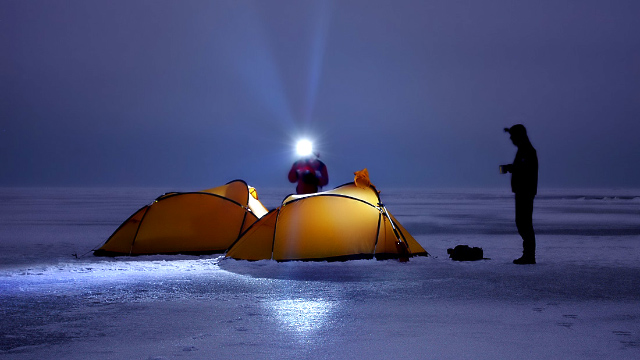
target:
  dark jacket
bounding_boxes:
[510,143,538,196]
[288,158,329,194]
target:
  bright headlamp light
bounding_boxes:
[296,139,313,157]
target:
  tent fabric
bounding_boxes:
[225,182,428,261]
[94,180,268,256]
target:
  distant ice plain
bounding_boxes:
[1,187,639,359]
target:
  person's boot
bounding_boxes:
[513,255,536,264]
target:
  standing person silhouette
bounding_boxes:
[288,140,329,195]
[500,124,538,264]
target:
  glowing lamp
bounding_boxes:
[296,139,313,157]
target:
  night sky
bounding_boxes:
[2,0,639,189]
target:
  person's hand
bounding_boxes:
[500,164,512,174]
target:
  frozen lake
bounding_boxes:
[1,186,639,359]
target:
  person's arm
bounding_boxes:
[510,149,534,175]
[317,162,329,187]
[502,149,523,174]
[288,163,299,183]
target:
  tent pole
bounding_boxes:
[380,204,409,262]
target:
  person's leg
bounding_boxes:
[514,194,536,264]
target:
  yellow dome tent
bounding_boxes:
[226,171,428,261]
[94,180,268,256]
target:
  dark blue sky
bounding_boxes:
[2,0,639,189]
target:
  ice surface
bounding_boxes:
[1,187,639,359]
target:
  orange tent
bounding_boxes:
[226,177,428,261]
[94,180,268,256]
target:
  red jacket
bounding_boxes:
[288,158,329,194]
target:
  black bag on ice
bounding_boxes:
[447,245,484,261]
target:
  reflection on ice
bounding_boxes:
[268,299,335,333]
[0,256,225,297]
